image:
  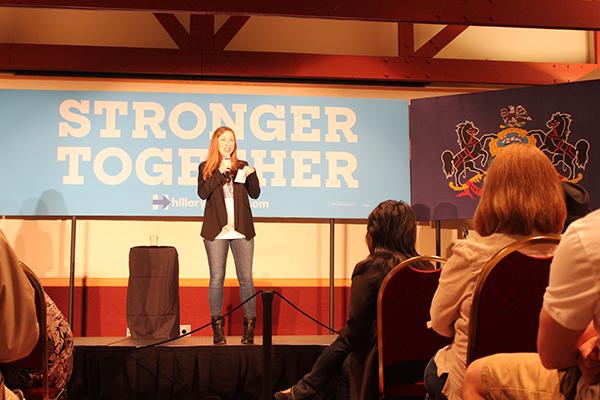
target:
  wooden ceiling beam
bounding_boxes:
[154,13,189,49]
[415,25,469,58]
[397,23,414,57]
[190,14,214,49]
[214,16,249,50]
[1,1,600,30]
[1,43,598,85]
[201,50,599,85]
[153,14,247,50]
[0,43,201,74]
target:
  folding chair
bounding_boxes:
[466,235,560,365]
[377,256,451,399]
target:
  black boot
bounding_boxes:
[241,317,256,344]
[211,316,226,345]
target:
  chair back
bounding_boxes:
[1,262,50,400]
[377,255,451,398]
[466,235,560,365]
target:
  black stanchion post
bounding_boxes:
[329,218,335,334]
[435,219,441,257]
[435,220,441,269]
[262,290,274,400]
[68,216,77,327]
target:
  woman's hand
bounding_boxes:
[219,158,232,173]
[577,336,600,386]
[243,166,255,177]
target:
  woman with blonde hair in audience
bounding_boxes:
[423,144,566,400]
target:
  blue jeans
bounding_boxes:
[203,238,256,318]
[424,357,448,400]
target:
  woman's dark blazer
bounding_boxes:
[197,160,261,240]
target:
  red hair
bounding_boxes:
[202,126,239,180]
[474,144,566,236]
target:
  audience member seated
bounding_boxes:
[0,293,74,396]
[274,200,433,400]
[0,229,39,400]
[462,206,600,400]
[0,230,74,399]
[424,144,567,400]
[561,181,591,231]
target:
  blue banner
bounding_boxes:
[0,88,409,218]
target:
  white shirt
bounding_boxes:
[215,180,245,240]
[429,233,527,400]
[543,209,600,400]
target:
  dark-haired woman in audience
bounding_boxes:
[275,199,432,400]
[424,144,566,400]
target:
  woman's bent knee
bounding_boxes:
[463,360,486,400]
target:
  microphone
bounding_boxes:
[223,155,232,182]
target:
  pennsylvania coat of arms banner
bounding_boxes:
[410,79,598,221]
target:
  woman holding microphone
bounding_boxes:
[197,126,261,345]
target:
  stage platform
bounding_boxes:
[69,335,336,400]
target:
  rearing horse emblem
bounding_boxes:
[528,112,590,181]
[441,106,590,199]
[441,121,495,194]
